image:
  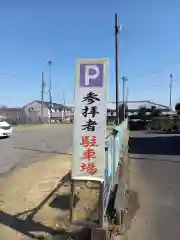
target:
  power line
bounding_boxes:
[0,71,25,80]
[129,58,180,80]
[1,56,180,85]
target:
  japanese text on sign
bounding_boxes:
[80,92,100,175]
[81,92,100,131]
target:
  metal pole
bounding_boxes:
[169,73,173,109]
[63,91,66,120]
[122,76,127,119]
[41,72,44,123]
[115,13,119,126]
[122,77,125,106]
[125,86,129,104]
[48,61,53,123]
[123,77,125,120]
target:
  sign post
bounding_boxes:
[70,59,109,227]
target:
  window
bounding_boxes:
[29,107,34,111]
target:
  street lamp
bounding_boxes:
[169,73,173,109]
[48,61,53,123]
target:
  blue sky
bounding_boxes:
[1,0,180,108]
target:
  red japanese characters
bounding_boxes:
[80,136,98,175]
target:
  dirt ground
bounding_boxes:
[0,146,101,240]
[0,149,86,240]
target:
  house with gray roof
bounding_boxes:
[23,100,74,123]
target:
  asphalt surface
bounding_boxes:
[0,124,73,175]
[129,130,180,240]
[0,125,114,175]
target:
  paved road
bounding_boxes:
[0,124,73,175]
[129,130,180,240]
[0,124,114,175]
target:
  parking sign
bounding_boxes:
[72,59,109,181]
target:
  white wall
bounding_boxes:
[24,101,49,123]
[23,101,75,122]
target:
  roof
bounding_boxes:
[0,107,22,111]
[23,100,71,110]
[107,100,170,111]
[39,101,65,109]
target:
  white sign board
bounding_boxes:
[72,59,109,181]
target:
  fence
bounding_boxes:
[70,118,129,239]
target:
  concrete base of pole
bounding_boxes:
[91,227,110,240]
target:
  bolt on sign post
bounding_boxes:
[72,59,109,180]
[70,59,109,226]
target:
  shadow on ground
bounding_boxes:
[146,130,180,134]
[13,146,72,155]
[49,193,79,210]
[0,171,90,240]
[129,135,180,155]
[130,155,180,163]
[0,136,9,140]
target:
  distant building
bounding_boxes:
[107,100,170,116]
[0,100,74,124]
[64,100,170,119]
[0,107,26,125]
[23,100,74,123]
[0,100,170,125]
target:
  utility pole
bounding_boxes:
[41,72,45,123]
[125,86,129,119]
[125,86,129,105]
[48,61,53,123]
[115,13,121,125]
[63,91,66,120]
[169,73,173,109]
[122,76,128,119]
